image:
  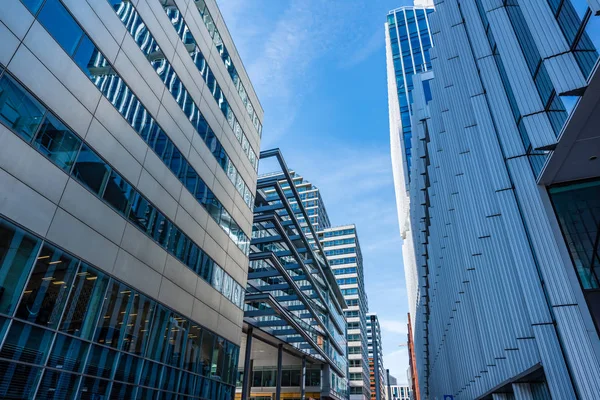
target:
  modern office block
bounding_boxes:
[319,225,370,400]
[366,314,386,400]
[384,3,434,365]
[0,0,261,398]
[389,385,411,400]
[238,149,348,400]
[395,0,600,398]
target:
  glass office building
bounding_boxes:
[238,149,348,400]
[0,0,261,398]
[319,225,370,400]
[400,0,600,398]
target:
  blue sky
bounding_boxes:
[218,0,413,383]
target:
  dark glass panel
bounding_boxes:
[38,0,84,56]
[0,320,54,364]
[85,344,117,378]
[128,192,154,231]
[0,361,42,399]
[161,366,180,393]
[0,218,41,315]
[78,377,109,400]
[47,333,89,372]
[15,243,79,328]
[36,370,80,400]
[73,34,99,76]
[0,73,46,141]
[113,352,142,383]
[120,292,155,356]
[183,324,202,374]
[94,280,133,349]
[110,382,137,399]
[20,0,45,14]
[32,113,81,171]
[140,359,163,388]
[59,263,108,339]
[200,329,215,376]
[103,171,135,214]
[72,144,111,195]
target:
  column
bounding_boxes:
[241,327,253,400]
[275,343,283,400]
[301,356,306,400]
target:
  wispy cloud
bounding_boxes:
[380,319,409,335]
[340,29,385,68]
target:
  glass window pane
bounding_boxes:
[114,352,142,383]
[128,193,153,231]
[110,382,137,399]
[78,376,109,400]
[200,329,215,376]
[212,337,224,379]
[36,370,80,400]
[47,333,89,372]
[15,244,79,328]
[73,34,99,76]
[33,113,81,171]
[140,359,163,388]
[212,266,223,293]
[184,324,203,374]
[94,280,134,349]
[38,0,84,56]
[0,73,46,141]
[120,293,155,356]
[59,263,108,339]
[0,360,42,399]
[72,144,111,195]
[103,171,134,214]
[21,0,45,14]
[0,218,42,315]
[161,366,180,392]
[85,344,117,378]
[0,320,54,364]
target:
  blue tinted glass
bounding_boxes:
[16,243,79,328]
[423,79,432,103]
[20,0,45,14]
[36,370,81,399]
[128,193,153,231]
[59,263,109,339]
[0,219,41,315]
[114,353,143,383]
[47,333,89,372]
[78,376,109,398]
[72,144,111,194]
[110,382,137,399]
[0,74,46,141]
[73,34,98,76]
[0,320,54,364]
[0,361,42,398]
[103,171,134,214]
[33,113,82,171]
[85,345,117,378]
[38,0,84,56]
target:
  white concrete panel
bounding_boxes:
[194,277,221,312]
[58,179,126,245]
[0,167,57,237]
[46,208,119,274]
[191,297,219,334]
[113,248,162,298]
[158,277,194,318]
[163,254,199,297]
[113,51,161,117]
[1,0,34,40]
[141,150,183,210]
[174,206,206,248]
[0,21,20,67]
[8,45,93,136]
[119,223,168,274]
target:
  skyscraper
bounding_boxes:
[319,225,371,400]
[0,0,260,397]
[395,0,600,398]
[384,4,434,380]
[366,313,386,400]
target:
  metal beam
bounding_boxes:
[241,327,253,400]
[276,343,283,400]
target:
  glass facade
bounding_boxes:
[549,179,600,333]
[387,6,434,177]
[17,0,251,254]
[192,0,262,137]
[0,67,245,310]
[0,216,238,399]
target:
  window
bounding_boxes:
[33,113,82,171]
[0,219,41,314]
[38,0,84,56]
[72,144,111,195]
[102,171,134,214]
[20,0,45,14]
[15,243,79,328]
[47,333,89,372]
[0,320,54,364]
[0,74,46,141]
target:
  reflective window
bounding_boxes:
[0,360,41,399]
[0,73,46,141]
[32,113,82,171]
[0,219,41,315]
[85,344,117,378]
[47,333,89,372]
[38,0,84,56]
[103,171,134,214]
[20,0,45,14]
[60,264,108,339]
[15,243,79,328]
[72,144,111,195]
[0,320,53,364]
[37,370,81,399]
[79,376,110,399]
[200,330,215,376]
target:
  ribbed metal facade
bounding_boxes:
[390,0,600,398]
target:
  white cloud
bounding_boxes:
[384,349,410,385]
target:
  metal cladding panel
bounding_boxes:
[453,24,484,97]
[515,0,570,58]
[480,0,504,11]
[487,7,544,116]
[506,156,577,306]
[520,112,557,150]
[442,0,463,27]
[533,323,578,399]
[468,94,512,191]
[554,305,600,398]
[459,0,493,59]
[428,5,442,34]
[590,0,600,14]
[545,52,587,94]
[476,56,525,158]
